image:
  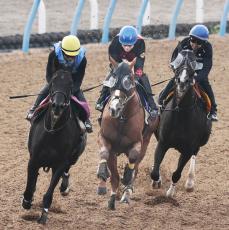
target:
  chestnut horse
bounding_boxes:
[97,59,159,209]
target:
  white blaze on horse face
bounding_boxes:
[180,69,187,83]
[109,90,123,118]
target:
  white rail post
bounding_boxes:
[38,0,46,34]
[89,0,98,29]
[196,0,204,23]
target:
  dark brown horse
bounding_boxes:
[22,70,87,224]
[151,50,212,197]
[96,59,159,209]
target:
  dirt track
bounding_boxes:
[0,35,228,229]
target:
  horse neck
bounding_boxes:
[46,104,71,129]
[175,86,196,108]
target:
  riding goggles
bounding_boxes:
[190,36,203,45]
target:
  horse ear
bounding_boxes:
[109,56,118,68]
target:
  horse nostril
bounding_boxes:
[52,102,56,108]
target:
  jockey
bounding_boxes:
[26,35,93,133]
[95,25,158,117]
[158,24,218,121]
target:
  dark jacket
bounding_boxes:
[108,35,145,76]
[171,37,213,82]
[46,50,87,93]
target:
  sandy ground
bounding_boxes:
[0,0,226,36]
[0,34,228,229]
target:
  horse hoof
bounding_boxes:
[37,211,48,224]
[108,195,116,210]
[22,198,32,210]
[120,196,129,204]
[60,187,70,196]
[185,180,194,192]
[152,178,162,189]
[97,187,107,195]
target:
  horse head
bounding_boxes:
[104,60,136,118]
[49,70,73,128]
[171,50,197,104]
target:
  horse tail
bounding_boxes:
[43,167,50,173]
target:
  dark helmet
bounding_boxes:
[189,24,209,41]
[119,26,138,45]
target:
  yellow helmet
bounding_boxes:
[61,35,80,56]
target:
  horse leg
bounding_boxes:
[107,154,119,210]
[150,142,168,188]
[166,153,192,197]
[38,165,66,224]
[97,136,111,195]
[60,165,71,196]
[185,155,196,192]
[22,159,39,210]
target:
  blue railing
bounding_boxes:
[22,0,41,53]
[22,0,228,52]
[219,0,229,36]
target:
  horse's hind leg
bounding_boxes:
[166,153,192,197]
[38,165,66,224]
[60,165,71,196]
[107,154,119,210]
[22,159,39,210]
[150,142,168,188]
[120,142,143,203]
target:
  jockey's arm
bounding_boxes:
[195,44,213,82]
[72,57,87,93]
[134,39,145,77]
[46,50,57,83]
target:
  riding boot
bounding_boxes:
[95,86,110,112]
[74,89,93,132]
[26,84,49,121]
[158,78,175,105]
[199,80,218,121]
[137,74,158,116]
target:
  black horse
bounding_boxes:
[151,50,212,197]
[22,70,87,224]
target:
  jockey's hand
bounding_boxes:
[122,59,132,65]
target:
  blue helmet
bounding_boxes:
[189,24,209,40]
[119,26,138,45]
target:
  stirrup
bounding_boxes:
[85,121,93,133]
[207,112,218,122]
[95,103,104,112]
[26,109,35,121]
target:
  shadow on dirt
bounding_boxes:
[144,195,180,207]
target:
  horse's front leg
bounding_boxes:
[38,165,67,224]
[167,153,192,197]
[60,165,71,196]
[22,159,39,210]
[97,135,111,195]
[150,141,168,188]
[120,141,142,203]
[107,154,119,210]
[185,155,196,192]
